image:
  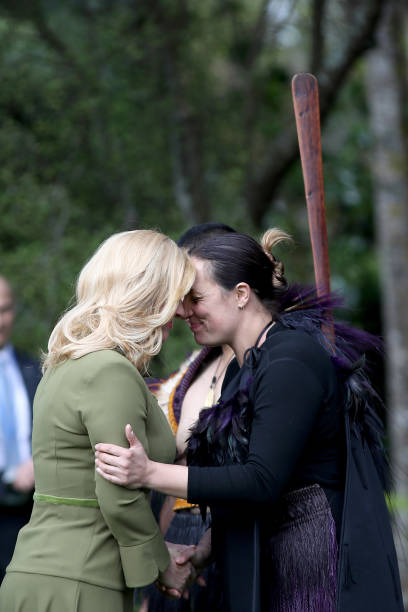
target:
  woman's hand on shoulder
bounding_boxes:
[95,424,150,488]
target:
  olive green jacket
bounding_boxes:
[7,350,176,590]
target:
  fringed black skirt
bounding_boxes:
[265,484,338,612]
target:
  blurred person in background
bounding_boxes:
[140,222,236,612]
[0,275,42,583]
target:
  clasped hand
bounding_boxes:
[160,542,206,599]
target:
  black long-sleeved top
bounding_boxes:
[186,323,344,611]
[188,322,344,511]
[187,321,403,612]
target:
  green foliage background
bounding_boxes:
[0,1,382,377]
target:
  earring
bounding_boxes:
[238,304,244,310]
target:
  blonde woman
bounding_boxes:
[0,230,196,612]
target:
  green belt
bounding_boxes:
[33,492,99,508]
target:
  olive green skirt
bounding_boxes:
[0,572,134,612]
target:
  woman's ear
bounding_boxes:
[235,282,251,310]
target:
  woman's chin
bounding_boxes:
[192,330,217,347]
[190,329,204,344]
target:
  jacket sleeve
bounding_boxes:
[79,355,171,588]
[188,356,326,505]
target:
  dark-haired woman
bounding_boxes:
[95,229,403,612]
[139,222,237,612]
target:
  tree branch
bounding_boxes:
[0,1,91,84]
[247,0,386,227]
[155,1,210,223]
[30,8,89,84]
[243,1,271,178]
[311,0,326,74]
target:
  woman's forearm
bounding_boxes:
[145,460,188,498]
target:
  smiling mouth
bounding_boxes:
[188,321,202,332]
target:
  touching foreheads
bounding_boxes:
[188,228,291,312]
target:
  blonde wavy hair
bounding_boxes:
[43,230,195,372]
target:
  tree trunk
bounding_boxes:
[365,0,408,605]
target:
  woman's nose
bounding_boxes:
[176,298,192,319]
[175,300,187,319]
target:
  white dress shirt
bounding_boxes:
[0,344,31,479]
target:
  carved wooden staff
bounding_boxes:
[291,72,334,338]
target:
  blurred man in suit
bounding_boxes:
[0,276,42,582]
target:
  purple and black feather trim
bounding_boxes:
[187,375,253,468]
[187,284,389,490]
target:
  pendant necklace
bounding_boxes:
[204,352,233,408]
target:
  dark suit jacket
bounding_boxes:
[14,349,42,413]
[0,348,42,514]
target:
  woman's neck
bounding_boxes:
[220,344,234,361]
[231,310,274,367]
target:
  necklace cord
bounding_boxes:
[205,352,234,406]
